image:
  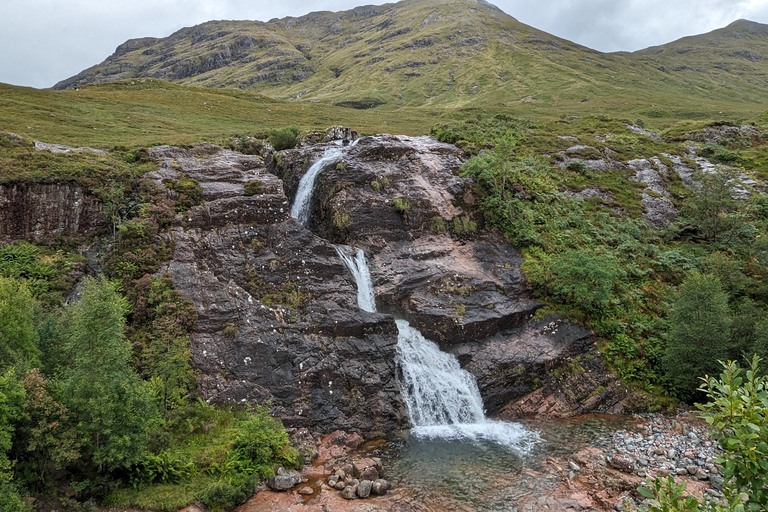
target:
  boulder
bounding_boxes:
[267,468,302,491]
[357,480,373,498]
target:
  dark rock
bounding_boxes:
[371,479,391,496]
[609,456,636,474]
[360,466,379,482]
[0,183,109,242]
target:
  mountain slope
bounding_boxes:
[46,0,768,116]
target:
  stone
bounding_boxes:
[568,461,581,471]
[360,466,380,481]
[608,456,636,474]
[371,479,392,496]
[334,480,346,490]
[357,480,373,498]
[327,475,339,487]
[267,468,302,491]
[298,486,313,495]
[341,485,357,500]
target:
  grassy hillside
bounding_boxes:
[50,0,768,122]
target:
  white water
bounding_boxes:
[335,246,376,313]
[290,146,343,225]
[336,245,537,450]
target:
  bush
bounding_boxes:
[243,179,263,196]
[195,480,248,512]
[269,126,300,151]
[393,198,412,213]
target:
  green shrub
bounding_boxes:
[269,126,300,151]
[699,142,739,164]
[222,323,238,339]
[174,178,202,209]
[429,216,447,233]
[194,480,248,512]
[393,198,412,213]
[243,179,264,196]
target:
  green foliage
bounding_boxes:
[527,248,627,315]
[173,177,202,211]
[0,242,83,304]
[663,273,732,400]
[194,479,249,512]
[699,357,768,511]
[429,216,447,233]
[0,277,40,370]
[637,476,705,512]
[243,179,264,196]
[699,143,740,164]
[231,409,300,471]
[393,198,412,213]
[59,276,159,473]
[680,167,752,246]
[269,126,301,151]
[126,275,197,414]
[16,369,79,491]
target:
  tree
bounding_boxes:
[663,273,732,400]
[0,368,27,512]
[0,277,40,370]
[681,167,752,246]
[59,277,158,473]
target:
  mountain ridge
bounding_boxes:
[46,0,768,113]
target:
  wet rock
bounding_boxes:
[158,143,406,438]
[298,486,313,495]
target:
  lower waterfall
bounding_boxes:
[337,246,536,450]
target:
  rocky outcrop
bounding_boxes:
[0,183,109,242]
[271,134,541,346]
[149,143,406,437]
[135,131,630,437]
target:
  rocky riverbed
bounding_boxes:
[231,412,723,512]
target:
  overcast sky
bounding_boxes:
[2,0,768,89]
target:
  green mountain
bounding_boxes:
[52,0,768,116]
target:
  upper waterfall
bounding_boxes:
[290,146,343,225]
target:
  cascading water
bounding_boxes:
[335,246,376,313]
[336,245,537,450]
[290,139,360,225]
[290,146,343,225]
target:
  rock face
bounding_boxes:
[271,134,541,347]
[0,183,109,242]
[149,143,406,437]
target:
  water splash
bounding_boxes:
[290,146,342,225]
[335,244,537,450]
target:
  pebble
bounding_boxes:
[607,413,722,482]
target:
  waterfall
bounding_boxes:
[335,246,376,313]
[336,245,536,450]
[291,146,343,225]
